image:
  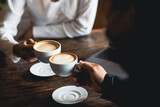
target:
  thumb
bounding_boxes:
[27,38,36,44]
[80,61,96,72]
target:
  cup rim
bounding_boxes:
[33,40,61,53]
[49,52,78,65]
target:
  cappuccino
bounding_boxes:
[34,41,59,52]
[49,52,78,76]
[50,53,76,64]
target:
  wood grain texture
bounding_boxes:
[0,29,117,107]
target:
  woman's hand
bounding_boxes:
[13,38,37,62]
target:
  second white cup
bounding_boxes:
[49,52,78,77]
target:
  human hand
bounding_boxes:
[19,26,33,40]
[72,60,107,92]
[13,38,37,62]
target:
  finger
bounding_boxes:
[27,51,35,57]
[79,60,94,69]
[81,61,96,72]
[20,45,34,57]
[23,56,37,62]
[75,83,80,87]
[28,57,38,62]
[79,60,84,65]
[24,44,34,51]
[27,38,36,44]
[23,40,27,45]
[29,51,36,58]
[21,50,36,61]
[72,78,77,82]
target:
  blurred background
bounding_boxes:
[0,0,107,29]
[0,0,5,10]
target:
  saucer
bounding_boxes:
[30,62,55,77]
[52,85,88,104]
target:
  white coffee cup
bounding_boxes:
[49,52,78,77]
[33,40,61,63]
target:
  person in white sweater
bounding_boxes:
[0,0,98,63]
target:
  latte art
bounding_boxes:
[34,41,58,52]
[51,53,76,64]
[36,43,57,52]
[49,52,78,76]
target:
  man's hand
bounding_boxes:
[19,26,33,40]
[72,61,107,93]
[13,38,37,62]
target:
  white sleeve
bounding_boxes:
[33,0,98,38]
[0,0,26,63]
[0,34,20,63]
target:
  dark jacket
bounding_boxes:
[101,26,157,107]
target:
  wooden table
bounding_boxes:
[0,29,117,107]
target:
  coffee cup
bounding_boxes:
[33,40,61,63]
[49,52,78,77]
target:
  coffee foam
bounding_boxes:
[34,41,58,52]
[51,53,76,64]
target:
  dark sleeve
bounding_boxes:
[101,74,130,106]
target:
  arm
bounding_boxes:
[0,0,25,62]
[101,74,130,106]
[33,0,98,38]
[72,61,131,106]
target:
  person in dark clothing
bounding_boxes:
[72,0,158,106]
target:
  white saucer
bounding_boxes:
[52,85,88,104]
[30,62,55,77]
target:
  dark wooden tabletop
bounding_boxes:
[0,28,117,107]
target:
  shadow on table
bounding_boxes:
[22,69,54,82]
[39,94,117,107]
[43,96,85,107]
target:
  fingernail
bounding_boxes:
[79,60,84,64]
[72,78,77,82]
